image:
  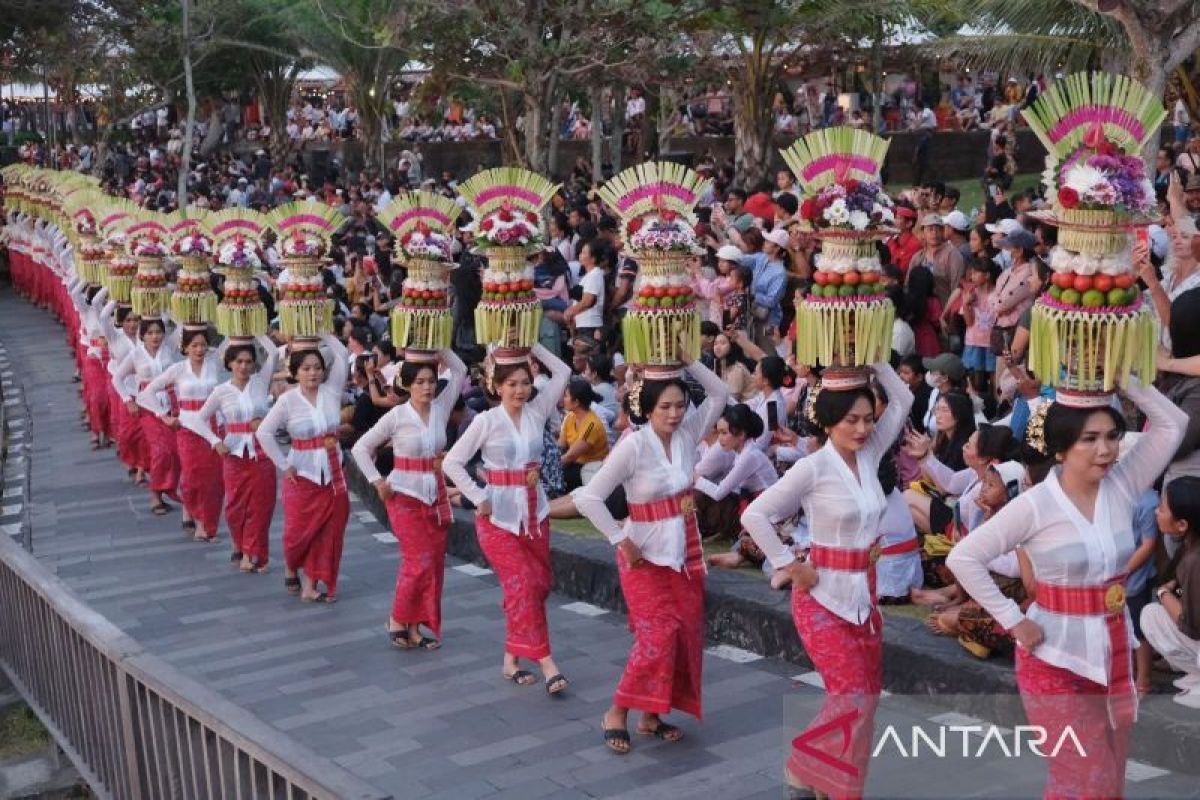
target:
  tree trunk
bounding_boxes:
[733,42,774,188]
[546,92,561,178]
[199,108,223,157]
[610,85,625,175]
[255,63,297,174]
[589,83,604,180]
[870,17,884,134]
[497,90,523,166]
[179,0,196,205]
[522,91,546,173]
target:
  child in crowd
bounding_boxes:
[1142,476,1200,707]
[959,256,1001,396]
[722,265,752,332]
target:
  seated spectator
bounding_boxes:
[558,379,610,491]
[696,404,777,550]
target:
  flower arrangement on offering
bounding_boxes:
[125,214,172,318]
[166,211,216,324]
[1022,72,1165,394]
[98,204,136,303]
[265,203,345,343]
[380,191,461,353]
[457,167,558,348]
[596,161,710,365]
[203,208,270,338]
[782,127,895,367]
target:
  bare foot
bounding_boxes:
[910,586,955,607]
[706,552,745,569]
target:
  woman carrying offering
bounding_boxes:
[99,291,147,484]
[948,385,1186,798]
[256,334,351,603]
[442,343,571,691]
[182,336,279,571]
[575,350,730,754]
[351,348,467,650]
[113,316,184,519]
[138,326,226,543]
[741,363,913,798]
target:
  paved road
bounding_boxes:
[1,289,1195,799]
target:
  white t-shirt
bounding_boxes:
[576,267,606,328]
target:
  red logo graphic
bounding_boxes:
[791,709,861,778]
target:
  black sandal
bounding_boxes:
[601,718,631,755]
[151,502,171,516]
[411,635,441,650]
[638,721,683,742]
[181,519,196,532]
[388,628,412,648]
[229,551,243,563]
[504,669,536,686]
[545,674,569,695]
[302,592,334,604]
[284,576,301,595]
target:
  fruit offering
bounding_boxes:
[597,161,711,365]
[266,203,345,341]
[126,217,172,318]
[1023,72,1165,392]
[381,192,462,352]
[205,209,271,338]
[457,168,558,348]
[168,212,217,324]
[781,127,896,367]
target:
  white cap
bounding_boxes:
[984,217,1022,235]
[942,210,970,232]
[716,244,743,262]
[764,228,790,248]
[991,461,1026,496]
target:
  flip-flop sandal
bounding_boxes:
[151,503,171,516]
[249,562,269,574]
[601,718,631,755]
[284,576,302,595]
[181,519,196,532]
[193,534,217,543]
[388,628,412,649]
[504,669,536,686]
[229,551,243,563]
[136,476,150,487]
[544,674,568,695]
[638,722,683,742]
[301,592,333,604]
[411,635,441,650]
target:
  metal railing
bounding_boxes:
[0,533,390,800]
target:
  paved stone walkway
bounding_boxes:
[2,289,1196,799]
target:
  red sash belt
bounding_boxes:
[223,420,265,457]
[881,538,920,557]
[1035,575,1134,727]
[178,399,205,411]
[393,454,452,527]
[291,435,346,495]
[626,490,705,577]
[485,463,541,535]
[809,539,882,572]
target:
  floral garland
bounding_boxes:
[73,213,96,235]
[799,180,895,232]
[1055,148,1154,216]
[281,231,327,258]
[217,237,264,269]
[130,233,167,257]
[400,222,453,261]
[627,212,697,252]
[474,202,542,248]
[172,233,213,257]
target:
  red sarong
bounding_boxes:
[476,514,552,660]
[222,449,276,564]
[116,400,150,471]
[788,589,882,800]
[82,355,112,437]
[614,551,705,719]
[386,493,448,636]
[142,413,180,499]
[1016,648,1131,800]
[281,474,350,596]
[105,383,123,446]
[177,428,225,535]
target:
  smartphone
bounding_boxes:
[1135,226,1149,249]
[766,400,779,432]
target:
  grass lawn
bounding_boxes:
[0,704,50,762]
[886,173,1043,217]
